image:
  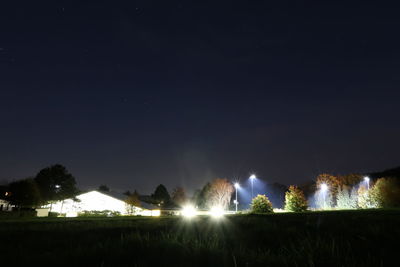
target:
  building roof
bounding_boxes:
[82,190,159,210]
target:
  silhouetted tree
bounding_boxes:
[171,186,187,207]
[195,182,211,209]
[151,184,170,207]
[8,178,42,208]
[34,164,79,203]
[98,185,110,192]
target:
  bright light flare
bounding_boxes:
[250,174,256,180]
[320,183,328,192]
[234,182,240,189]
[181,205,197,218]
[364,176,370,182]
[210,206,224,219]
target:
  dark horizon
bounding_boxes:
[1,1,400,194]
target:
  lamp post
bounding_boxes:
[250,174,256,199]
[234,183,240,213]
[364,176,370,190]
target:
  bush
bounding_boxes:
[251,194,273,213]
[0,209,36,218]
[336,186,358,209]
[284,186,308,212]
[370,177,400,208]
[78,210,121,217]
[358,186,377,209]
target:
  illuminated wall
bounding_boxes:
[45,190,158,216]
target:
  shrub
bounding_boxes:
[357,186,377,208]
[370,177,400,208]
[251,194,273,213]
[284,186,308,212]
[336,186,358,209]
[78,210,121,217]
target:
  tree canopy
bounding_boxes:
[284,186,308,212]
[34,164,79,203]
[205,178,234,209]
[171,186,187,207]
[251,194,273,213]
[8,178,42,208]
[151,184,171,207]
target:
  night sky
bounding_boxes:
[1,0,399,194]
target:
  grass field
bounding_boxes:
[1,209,399,266]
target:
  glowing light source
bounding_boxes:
[320,183,328,192]
[364,176,370,190]
[234,182,240,212]
[181,205,197,218]
[249,174,256,199]
[210,206,224,218]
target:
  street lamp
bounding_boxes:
[364,176,370,190]
[234,183,240,213]
[250,174,256,199]
[320,183,328,209]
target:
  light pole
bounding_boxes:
[234,183,240,213]
[364,176,370,190]
[250,174,256,199]
[320,183,328,209]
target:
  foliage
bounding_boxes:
[34,164,79,203]
[337,174,363,187]
[125,190,141,214]
[369,177,400,208]
[194,182,211,209]
[98,185,110,192]
[78,210,121,217]
[205,178,234,209]
[357,185,377,208]
[7,178,42,208]
[284,186,308,212]
[251,194,273,213]
[151,184,171,207]
[171,186,187,207]
[336,186,358,209]
[316,174,341,203]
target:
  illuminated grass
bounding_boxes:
[0,210,399,266]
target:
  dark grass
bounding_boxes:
[1,209,399,266]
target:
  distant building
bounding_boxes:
[44,190,160,217]
[0,188,14,211]
[0,198,14,211]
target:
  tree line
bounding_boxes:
[1,164,79,209]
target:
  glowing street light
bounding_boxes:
[364,176,370,190]
[234,182,240,213]
[320,183,328,192]
[210,206,224,219]
[249,174,256,199]
[181,205,197,218]
[320,183,328,209]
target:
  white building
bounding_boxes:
[0,198,14,211]
[46,190,160,217]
